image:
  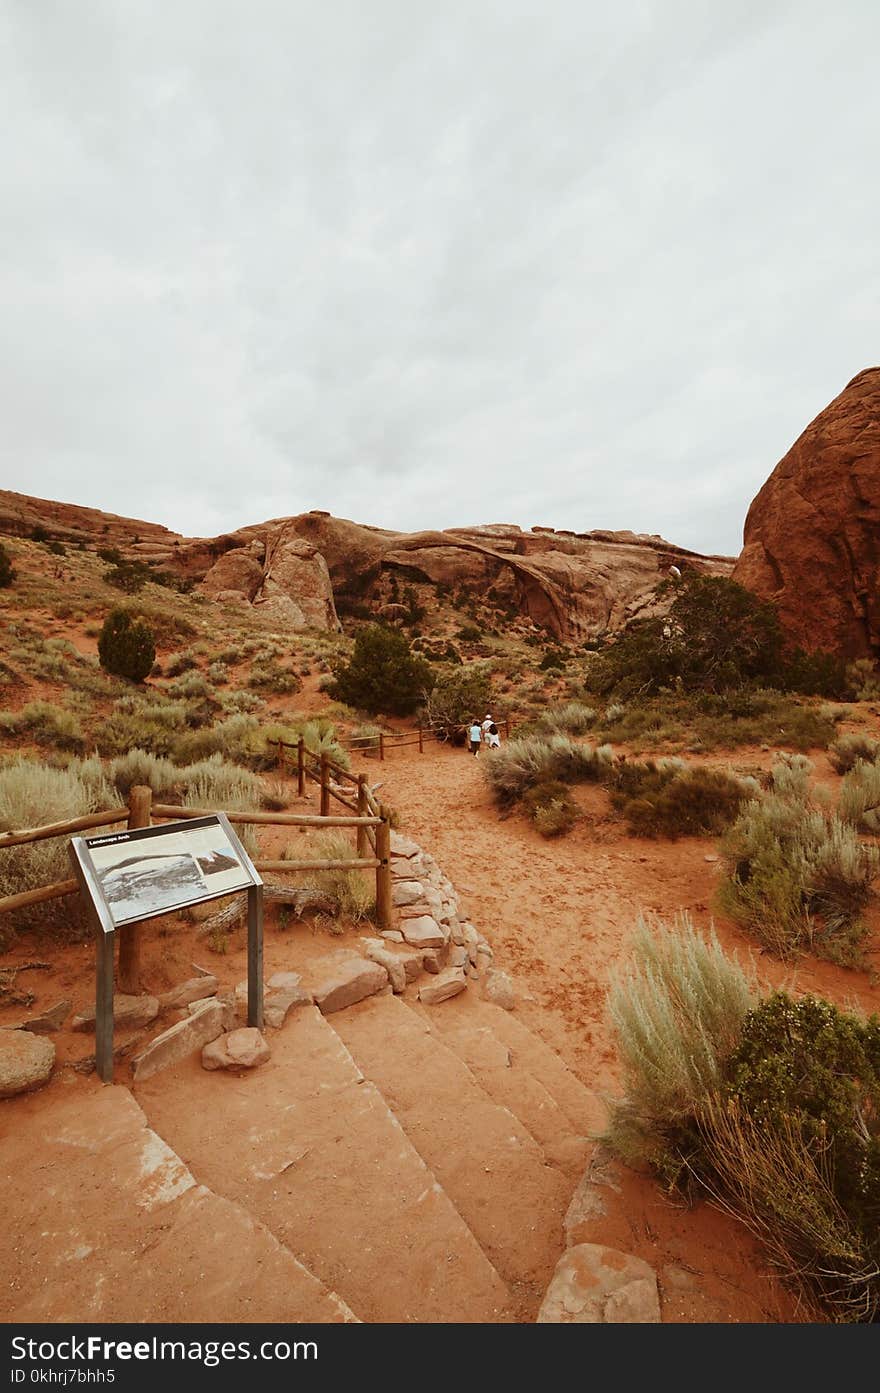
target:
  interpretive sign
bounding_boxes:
[69,813,263,1083]
[70,814,259,930]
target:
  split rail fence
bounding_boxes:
[0,762,395,992]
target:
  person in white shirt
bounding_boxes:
[482,713,500,749]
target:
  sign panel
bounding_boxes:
[70,814,260,931]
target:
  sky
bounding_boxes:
[1,1,877,557]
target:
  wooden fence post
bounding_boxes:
[375,809,393,929]
[356,776,368,857]
[418,724,424,753]
[504,717,510,739]
[379,732,385,762]
[118,784,152,994]
[297,737,305,798]
[276,739,283,774]
[320,752,330,818]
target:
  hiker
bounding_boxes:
[468,718,482,757]
[482,712,501,750]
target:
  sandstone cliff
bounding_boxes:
[733,368,880,659]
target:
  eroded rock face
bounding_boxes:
[734,368,880,659]
[199,528,340,632]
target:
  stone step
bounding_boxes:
[462,998,608,1138]
[329,992,572,1314]
[409,994,593,1177]
[1,1085,354,1323]
[134,1005,510,1323]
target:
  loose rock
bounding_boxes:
[481,968,516,1010]
[20,999,71,1034]
[418,968,467,1005]
[73,994,159,1033]
[0,1029,55,1099]
[538,1244,660,1323]
[202,1027,270,1072]
[313,957,389,1015]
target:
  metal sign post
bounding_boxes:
[69,812,263,1084]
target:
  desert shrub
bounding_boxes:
[218,689,264,715]
[0,544,16,588]
[604,912,756,1172]
[609,761,750,839]
[839,759,880,831]
[208,661,229,684]
[284,830,375,921]
[538,649,566,671]
[593,688,837,754]
[248,661,302,694]
[166,670,212,700]
[713,993,880,1321]
[180,755,263,855]
[422,664,493,739]
[719,794,879,964]
[92,708,180,758]
[522,780,579,837]
[329,624,434,716]
[846,658,880,701]
[98,609,156,683]
[592,573,845,699]
[769,752,815,800]
[0,701,85,752]
[483,734,613,807]
[0,759,116,939]
[170,714,259,766]
[455,623,482,643]
[260,779,289,812]
[829,733,880,774]
[533,701,597,736]
[103,560,150,593]
[164,652,198,677]
[105,749,182,798]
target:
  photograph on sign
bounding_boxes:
[83,816,255,927]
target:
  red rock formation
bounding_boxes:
[734,368,880,659]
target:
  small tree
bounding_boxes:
[98,609,156,683]
[329,624,434,715]
[0,543,15,588]
[423,664,493,739]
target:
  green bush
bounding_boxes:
[609,761,751,839]
[532,701,597,736]
[522,780,580,837]
[846,658,880,701]
[329,624,434,716]
[718,992,880,1321]
[422,664,493,739]
[98,609,156,683]
[839,759,880,832]
[103,559,151,593]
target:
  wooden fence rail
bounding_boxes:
[0,778,396,973]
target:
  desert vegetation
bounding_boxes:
[605,914,880,1321]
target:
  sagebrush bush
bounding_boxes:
[483,734,612,807]
[533,701,597,736]
[846,658,880,701]
[604,912,756,1170]
[829,733,880,774]
[0,701,85,752]
[839,759,880,832]
[720,793,879,964]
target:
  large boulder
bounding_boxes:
[0,1030,55,1099]
[734,368,880,660]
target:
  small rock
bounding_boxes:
[158,976,219,1011]
[72,1030,146,1076]
[20,999,71,1034]
[313,957,388,1014]
[704,854,719,864]
[391,880,424,908]
[361,943,407,994]
[202,1027,270,1072]
[538,1244,660,1323]
[267,971,301,992]
[449,945,468,969]
[0,1029,55,1098]
[380,930,404,943]
[400,916,445,949]
[264,979,312,1029]
[481,968,516,1010]
[418,968,467,1005]
[72,994,159,1033]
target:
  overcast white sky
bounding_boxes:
[1,2,877,555]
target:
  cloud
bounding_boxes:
[1,0,877,554]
